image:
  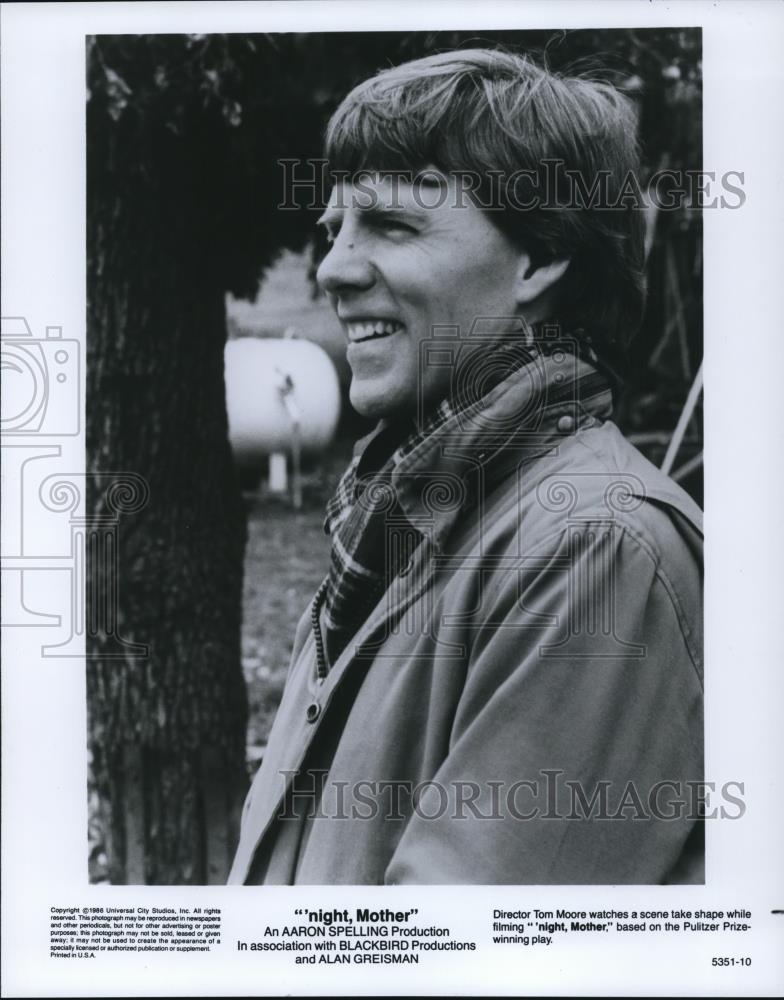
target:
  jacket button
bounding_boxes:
[557,414,575,433]
[306,702,321,724]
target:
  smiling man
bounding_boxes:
[318,171,569,420]
[229,49,704,885]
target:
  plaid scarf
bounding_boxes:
[312,326,611,673]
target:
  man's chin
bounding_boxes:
[349,382,410,422]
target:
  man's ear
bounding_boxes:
[515,254,571,306]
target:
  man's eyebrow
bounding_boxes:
[317,203,425,229]
[361,203,422,219]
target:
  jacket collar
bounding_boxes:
[387,350,613,552]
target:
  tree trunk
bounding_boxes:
[86,138,248,884]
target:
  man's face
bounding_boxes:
[316,172,528,420]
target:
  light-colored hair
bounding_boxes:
[325,48,646,368]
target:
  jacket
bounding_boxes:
[228,357,704,885]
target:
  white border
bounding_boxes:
[2,2,783,996]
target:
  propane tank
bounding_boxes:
[224,337,341,473]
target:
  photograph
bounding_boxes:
[85,27,705,886]
[2,2,783,997]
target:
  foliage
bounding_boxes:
[88,27,702,489]
[87,28,701,277]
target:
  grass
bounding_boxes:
[240,441,354,753]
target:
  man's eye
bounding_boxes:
[375,217,416,234]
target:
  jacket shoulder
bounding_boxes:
[467,420,704,677]
[497,420,703,560]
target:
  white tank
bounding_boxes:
[225,337,341,468]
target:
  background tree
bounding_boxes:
[87,29,702,884]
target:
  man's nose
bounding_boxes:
[316,231,376,296]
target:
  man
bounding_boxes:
[229,49,703,884]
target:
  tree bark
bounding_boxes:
[87,132,248,884]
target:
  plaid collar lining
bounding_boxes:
[315,337,613,672]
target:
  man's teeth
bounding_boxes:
[347,320,403,341]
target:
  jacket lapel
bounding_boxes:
[229,535,437,883]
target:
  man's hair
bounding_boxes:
[325,47,646,370]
